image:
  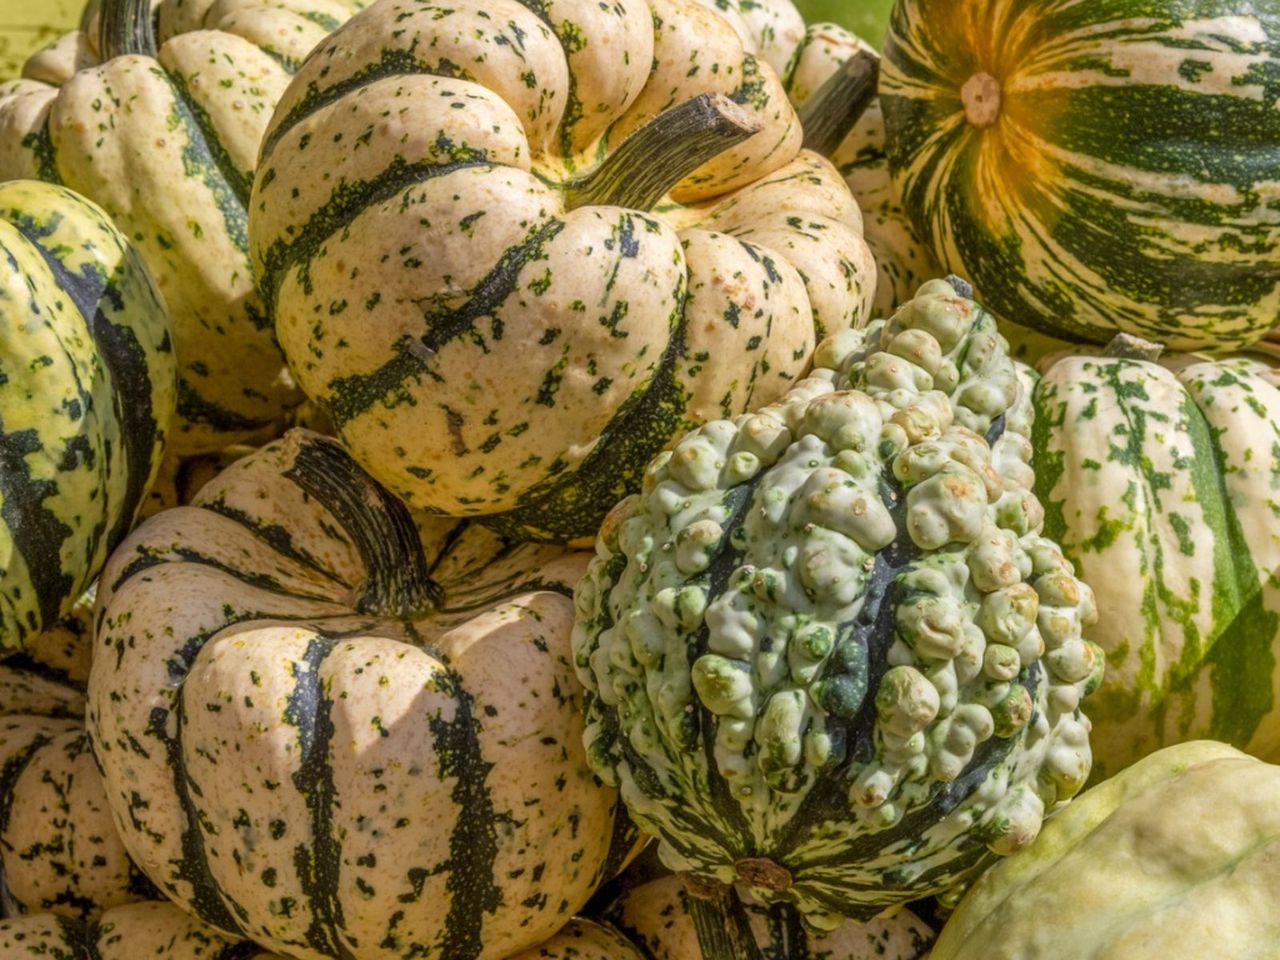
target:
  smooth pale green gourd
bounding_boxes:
[0,0,364,455]
[250,0,878,542]
[1027,336,1280,778]
[573,279,1102,928]
[0,180,174,651]
[880,0,1280,351]
[0,900,286,960]
[89,430,633,960]
[932,741,1280,958]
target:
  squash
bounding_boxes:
[89,430,631,960]
[0,180,175,651]
[0,0,361,455]
[1,602,151,920]
[0,899,286,959]
[249,0,879,542]
[607,874,935,959]
[508,919,646,960]
[573,278,1102,928]
[931,741,1280,958]
[1027,334,1280,778]
[880,2,1280,352]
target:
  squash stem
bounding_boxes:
[563,93,762,211]
[799,50,880,157]
[685,877,767,960]
[283,432,443,620]
[99,0,157,60]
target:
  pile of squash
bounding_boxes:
[2,0,1280,958]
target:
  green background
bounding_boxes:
[0,0,894,80]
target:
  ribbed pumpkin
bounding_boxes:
[0,0,361,454]
[573,279,1102,928]
[607,874,935,959]
[0,180,174,651]
[249,0,878,542]
[880,1,1280,352]
[89,430,631,960]
[0,900,286,960]
[1,602,151,919]
[1027,335,1280,778]
[931,741,1280,958]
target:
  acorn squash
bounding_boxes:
[573,279,1102,927]
[0,180,174,651]
[1028,335,1280,777]
[932,741,1280,958]
[0,0,360,454]
[880,1,1280,352]
[89,430,629,959]
[249,0,878,542]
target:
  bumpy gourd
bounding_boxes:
[574,279,1101,926]
[0,0,362,453]
[0,900,286,960]
[1028,336,1280,777]
[932,741,1280,958]
[249,0,877,541]
[0,180,174,650]
[880,1,1280,351]
[89,431,631,960]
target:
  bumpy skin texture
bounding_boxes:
[932,741,1280,959]
[250,0,876,541]
[1029,343,1280,778]
[881,1,1280,352]
[608,874,934,959]
[573,279,1101,926]
[89,431,626,960]
[0,900,285,960]
[0,181,175,651]
[0,0,363,454]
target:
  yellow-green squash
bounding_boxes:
[0,180,174,651]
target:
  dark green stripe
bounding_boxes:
[256,154,492,303]
[324,219,566,430]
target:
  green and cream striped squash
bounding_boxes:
[250,0,878,543]
[0,180,175,651]
[0,0,362,455]
[573,280,1102,928]
[1,601,152,920]
[880,1,1280,352]
[0,900,286,960]
[931,741,1280,958]
[1027,335,1280,778]
[606,874,935,960]
[89,430,633,960]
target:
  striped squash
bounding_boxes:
[1028,336,1280,778]
[880,1,1280,352]
[1,602,151,920]
[89,430,631,960]
[607,874,935,960]
[573,279,1102,928]
[0,0,361,455]
[0,180,174,651]
[250,0,878,542]
[0,900,286,960]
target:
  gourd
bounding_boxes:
[931,741,1280,958]
[1028,334,1280,777]
[0,180,174,651]
[880,1,1280,352]
[607,874,935,959]
[1,602,151,919]
[89,430,631,960]
[249,0,879,542]
[573,279,1102,930]
[0,0,361,455]
[0,899,286,959]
